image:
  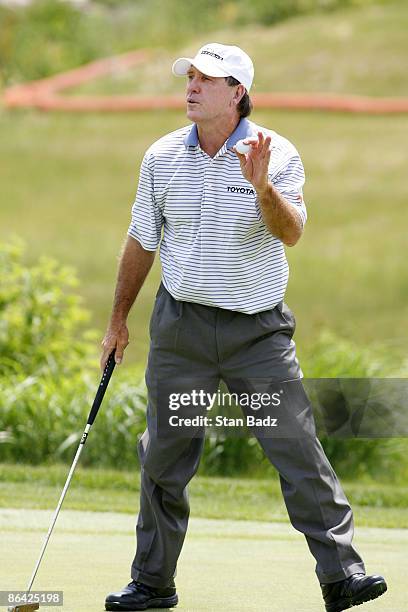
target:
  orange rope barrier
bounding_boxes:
[3,50,408,114]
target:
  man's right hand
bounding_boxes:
[100,324,129,370]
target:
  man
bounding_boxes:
[101,43,387,612]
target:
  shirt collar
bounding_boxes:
[184,123,199,147]
[183,118,253,151]
[226,118,253,150]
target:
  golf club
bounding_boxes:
[8,350,116,612]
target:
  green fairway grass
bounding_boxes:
[1,108,407,368]
[1,508,405,611]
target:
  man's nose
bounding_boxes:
[187,77,200,94]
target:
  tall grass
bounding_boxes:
[0,0,398,87]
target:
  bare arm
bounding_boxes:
[255,182,303,246]
[235,131,303,247]
[100,236,155,369]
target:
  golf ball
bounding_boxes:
[235,139,251,154]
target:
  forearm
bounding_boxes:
[256,182,303,247]
[109,236,155,326]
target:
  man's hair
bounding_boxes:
[225,76,253,118]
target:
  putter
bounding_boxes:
[8,350,116,612]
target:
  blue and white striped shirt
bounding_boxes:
[128,118,307,314]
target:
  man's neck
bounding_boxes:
[197,115,241,158]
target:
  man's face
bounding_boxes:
[185,66,240,124]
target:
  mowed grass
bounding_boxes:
[1,509,406,611]
[1,464,408,528]
[1,108,407,367]
[69,1,408,97]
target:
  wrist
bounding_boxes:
[109,314,127,329]
[255,182,270,200]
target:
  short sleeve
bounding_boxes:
[127,153,163,250]
[270,154,307,227]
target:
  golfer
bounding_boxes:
[101,43,387,612]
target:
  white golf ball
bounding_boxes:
[235,139,251,154]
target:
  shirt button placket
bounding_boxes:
[203,157,214,206]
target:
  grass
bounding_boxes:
[0,8,406,604]
[68,2,408,98]
[0,464,406,610]
[1,1,408,369]
[2,509,405,611]
[1,464,407,528]
[1,108,407,368]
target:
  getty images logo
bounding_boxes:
[227,186,255,195]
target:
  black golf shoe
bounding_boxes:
[321,573,387,612]
[105,580,178,611]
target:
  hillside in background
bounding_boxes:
[1,0,404,92]
[69,1,408,98]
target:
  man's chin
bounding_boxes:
[186,107,201,121]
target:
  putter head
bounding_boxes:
[8,604,39,612]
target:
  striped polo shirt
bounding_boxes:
[128,117,307,314]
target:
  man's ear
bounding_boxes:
[233,84,246,105]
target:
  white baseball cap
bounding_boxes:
[172,42,254,92]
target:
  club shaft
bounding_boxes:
[24,351,115,594]
[26,423,91,593]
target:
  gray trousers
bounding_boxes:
[131,284,365,588]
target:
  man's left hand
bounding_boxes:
[234,131,271,195]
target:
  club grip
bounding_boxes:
[87,350,116,425]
